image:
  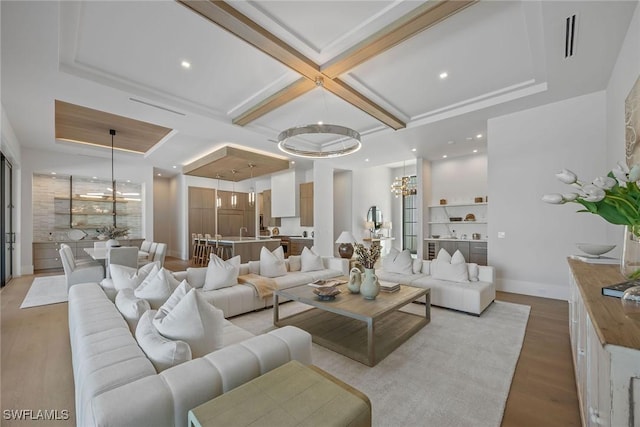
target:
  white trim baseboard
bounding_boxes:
[496,278,568,301]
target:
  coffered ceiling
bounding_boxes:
[1,0,637,177]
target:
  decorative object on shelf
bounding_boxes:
[348,268,362,294]
[472,233,481,240]
[432,234,440,239]
[575,243,616,257]
[449,217,462,222]
[313,286,341,301]
[475,197,483,203]
[621,284,640,321]
[335,231,356,259]
[106,239,120,248]
[271,227,280,236]
[96,224,130,240]
[277,78,361,159]
[464,213,476,221]
[543,163,640,279]
[67,229,87,241]
[440,199,447,205]
[390,161,416,198]
[360,268,380,300]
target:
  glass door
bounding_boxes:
[1,153,14,287]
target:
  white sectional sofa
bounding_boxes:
[376,258,495,315]
[172,255,348,318]
[68,282,312,427]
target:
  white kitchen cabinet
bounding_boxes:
[568,259,640,427]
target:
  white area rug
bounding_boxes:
[20,275,67,308]
[231,300,530,427]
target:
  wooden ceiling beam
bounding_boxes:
[322,78,405,131]
[321,0,477,79]
[177,0,319,79]
[232,78,316,126]
[179,0,475,130]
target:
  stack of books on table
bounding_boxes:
[379,281,400,293]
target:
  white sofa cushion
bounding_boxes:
[301,247,324,272]
[115,288,151,332]
[467,263,480,282]
[158,280,192,318]
[135,268,180,309]
[382,248,414,274]
[153,288,224,358]
[203,254,241,290]
[412,258,423,274]
[431,249,469,283]
[259,246,287,278]
[110,262,159,291]
[135,310,192,372]
[186,267,207,289]
[288,255,301,272]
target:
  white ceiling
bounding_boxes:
[1,0,637,178]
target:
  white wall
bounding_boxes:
[488,91,609,300]
[333,170,353,256]
[351,166,393,243]
[20,147,154,273]
[153,176,173,253]
[430,155,488,205]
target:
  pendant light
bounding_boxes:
[248,163,255,207]
[110,129,117,226]
[390,160,416,198]
[216,175,222,208]
[231,170,238,208]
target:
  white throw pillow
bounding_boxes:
[467,263,479,282]
[153,288,224,358]
[436,248,452,263]
[157,280,192,318]
[431,260,469,282]
[301,247,324,272]
[259,246,287,278]
[110,262,160,291]
[386,249,413,274]
[134,268,180,309]
[135,310,191,372]
[186,267,207,289]
[451,249,466,264]
[382,248,400,271]
[115,288,151,332]
[203,254,240,291]
[288,255,301,272]
[412,258,423,274]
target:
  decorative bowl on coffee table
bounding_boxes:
[313,287,341,301]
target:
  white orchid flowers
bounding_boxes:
[543,163,640,230]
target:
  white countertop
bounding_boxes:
[290,237,313,241]
[424,238,487,243]
[217,237,280,243]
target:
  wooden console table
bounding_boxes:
[567,258,640,426]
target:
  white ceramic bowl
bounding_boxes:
[576,243,616,256]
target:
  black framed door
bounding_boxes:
[1,153,14,287]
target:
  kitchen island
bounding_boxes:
[213,237,281,263]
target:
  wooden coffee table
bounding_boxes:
[273,282,430,366]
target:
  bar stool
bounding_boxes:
[212,234,232,260]
[191,233,199,265]
[193,233,208,267]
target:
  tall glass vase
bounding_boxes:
[621,225,640,280]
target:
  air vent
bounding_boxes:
[565,14,577,58]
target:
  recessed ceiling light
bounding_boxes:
[126,180,131,183]
[317,121,323,125]
[51,172,56,175]
[365,158,370,162]
[291,161,295,165]
[447,140,455,145]
[181,60,191,69]
[439,72,448,79]
[92,176,97,179]
[411,148,416,152]
[442,155,448,159]
[476,133,483,139]
[172,165,177,169]
[157,173,162,177]
[473,149,478,153]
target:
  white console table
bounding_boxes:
[567,259,640,426]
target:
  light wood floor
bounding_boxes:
[1,257,581,426]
